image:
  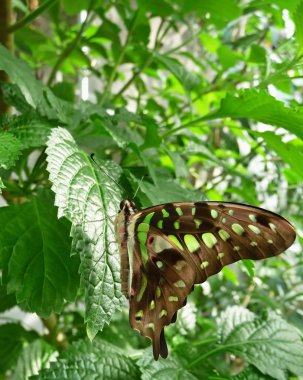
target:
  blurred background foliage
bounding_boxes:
[0,0,303,379]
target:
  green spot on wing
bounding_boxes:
[218,229,230,241]
[137,223,149,232]
[143,212,155,224]
[176,207,183,216]
[202,232,217,248]
[162,209,169,218]
[184,234,200,253]
[168,235,183,251]
[136,274,147,302]
[211,209,218,219]
[174,221,180,229]
[157,220,163,229]
[248,224,261,234]
[232,223,245,236]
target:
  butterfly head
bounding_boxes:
[119,199,137,215]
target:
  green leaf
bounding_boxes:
[139,177,203,206]
[0,323,37,375]
[0,191,79,316]
[218,306,303,380]
[11,340,56,380]
[255,132,303,179]
[221,267,239,286]
[30,338,140,380]
[0,44,74,124]
[248,44,267,64]
[293,1,303,51]
[208,89,303,140]
[241,259,255,278]
[0,132,22,169]
[62,0,91,15]
[154,52,201,93]
[46,127,124,337]
[0,283,16,312]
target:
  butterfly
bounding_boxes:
[114,199,296,360]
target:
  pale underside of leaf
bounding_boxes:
[46,127,124,337]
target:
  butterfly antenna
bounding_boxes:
[132,174,147,200]
[90,153,124,193]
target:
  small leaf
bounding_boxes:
[218,306,303,380]
[241,259,255,278]
[154,52,201,93]
[46,127,124,337]
[222,267,239,286]
[0,132,22,169]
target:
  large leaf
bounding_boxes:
[0,191,79,316]
[218,306,303,380]
[207,89,303,140]
[46,127,124,338]
[30,338,140,380]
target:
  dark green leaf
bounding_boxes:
[0,191,79,316]
[0,323,37,374]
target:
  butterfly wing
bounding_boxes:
[127,201,296,359]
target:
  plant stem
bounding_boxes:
[100,11,139,105]
[47,0,96,86]
[112,18,168,102]
[8,0,59,33]
[0,0,14,115]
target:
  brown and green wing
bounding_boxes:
[127,201,296,359]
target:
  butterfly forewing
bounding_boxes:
[125,201,296,360]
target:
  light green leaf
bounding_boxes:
[154,52,201,93]
[12,340,57,380]
[221,267,239,286]
[255,132,303,180]
[30,338,140,380]
[218,306,303,380]
[241,259,255,278]
[46,127,124,337]
[208,89,303,140]
[0,132,22,169]
[0,191,79,316]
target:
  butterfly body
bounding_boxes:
[114,200,296,360]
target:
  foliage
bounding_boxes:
[0,0,302,379]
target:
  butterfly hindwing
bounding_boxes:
[126,201,296,359]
